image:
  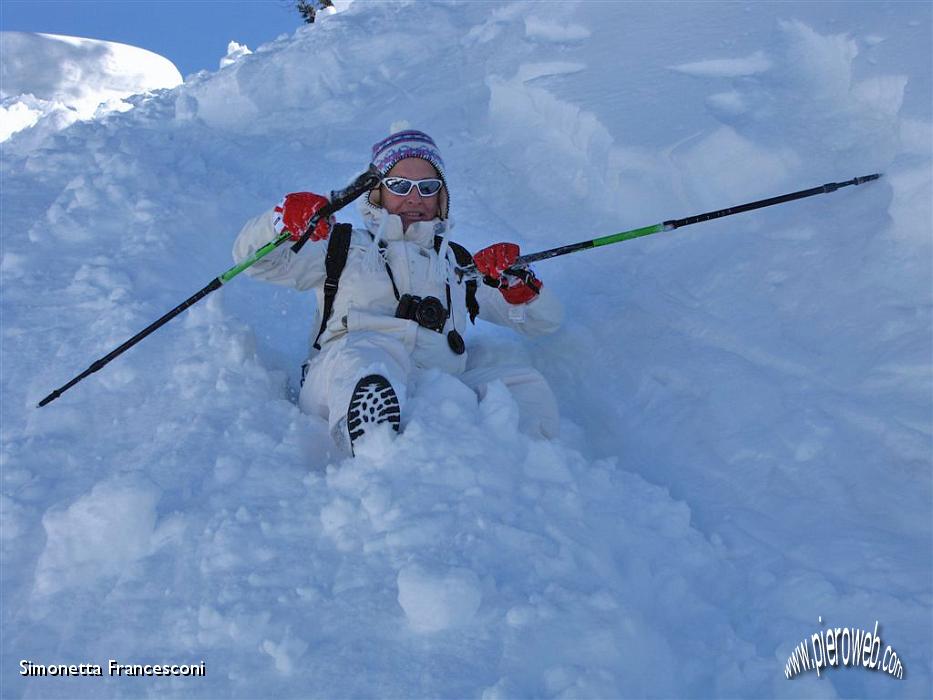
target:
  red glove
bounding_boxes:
[273,192,333,242]
[473,242,543,305]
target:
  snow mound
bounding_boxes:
[34,475,162,595]
[0,32,182,144]
[397,563,482,633]
[220,40,252,70]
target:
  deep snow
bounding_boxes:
[1,1,931,698]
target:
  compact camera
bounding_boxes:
[394,294,448,333]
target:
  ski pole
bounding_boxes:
[458,173,881,277]
[37,166,381,408]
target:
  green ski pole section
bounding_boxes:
[591,223,667,248]
[219,232,291,284]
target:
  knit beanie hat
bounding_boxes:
[368,129,449,220]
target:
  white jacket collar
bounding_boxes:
[358,195,452,249]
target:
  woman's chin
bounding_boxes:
[401,214,427,229]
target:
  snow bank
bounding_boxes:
[0,32,182,145]
[1,1,929,698]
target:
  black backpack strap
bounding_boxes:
[312,223,353,350]
[435,236,480,324]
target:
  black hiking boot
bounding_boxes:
[344,374,400,455]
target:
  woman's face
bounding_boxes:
[381,157,442,231]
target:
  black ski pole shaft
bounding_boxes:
[461,174,881,275]
[659,173,881,232]
[37,166,381,408]
[37,278,223,407]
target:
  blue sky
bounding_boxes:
[1,0,306,77]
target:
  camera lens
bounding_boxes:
[415,297,446,332]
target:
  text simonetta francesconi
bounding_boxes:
[20,659,206,677]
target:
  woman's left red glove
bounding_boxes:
[273,192,333,242]
[473,242,542,305]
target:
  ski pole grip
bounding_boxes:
[290,206,336,254]
[290,165,381,253]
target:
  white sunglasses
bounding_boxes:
[381,176,444,197]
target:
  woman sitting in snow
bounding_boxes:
[233,130,562,454]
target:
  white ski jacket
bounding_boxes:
[232,197,563,375]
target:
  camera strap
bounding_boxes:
[381,257,402,301]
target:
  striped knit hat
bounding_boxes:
[368,129,448,219]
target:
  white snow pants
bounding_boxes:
[299,331,559,439]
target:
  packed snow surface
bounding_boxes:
[0,32,182,143]
[1,2,931,698]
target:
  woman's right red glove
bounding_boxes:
[273,192,333,241]
[473,242,543,305]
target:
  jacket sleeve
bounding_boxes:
[231,208,326,291]
[476,281,563,336]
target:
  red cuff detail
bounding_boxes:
[501,279,542,305]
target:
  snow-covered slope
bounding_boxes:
[0,32,182,144]
[1,2,930,698]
